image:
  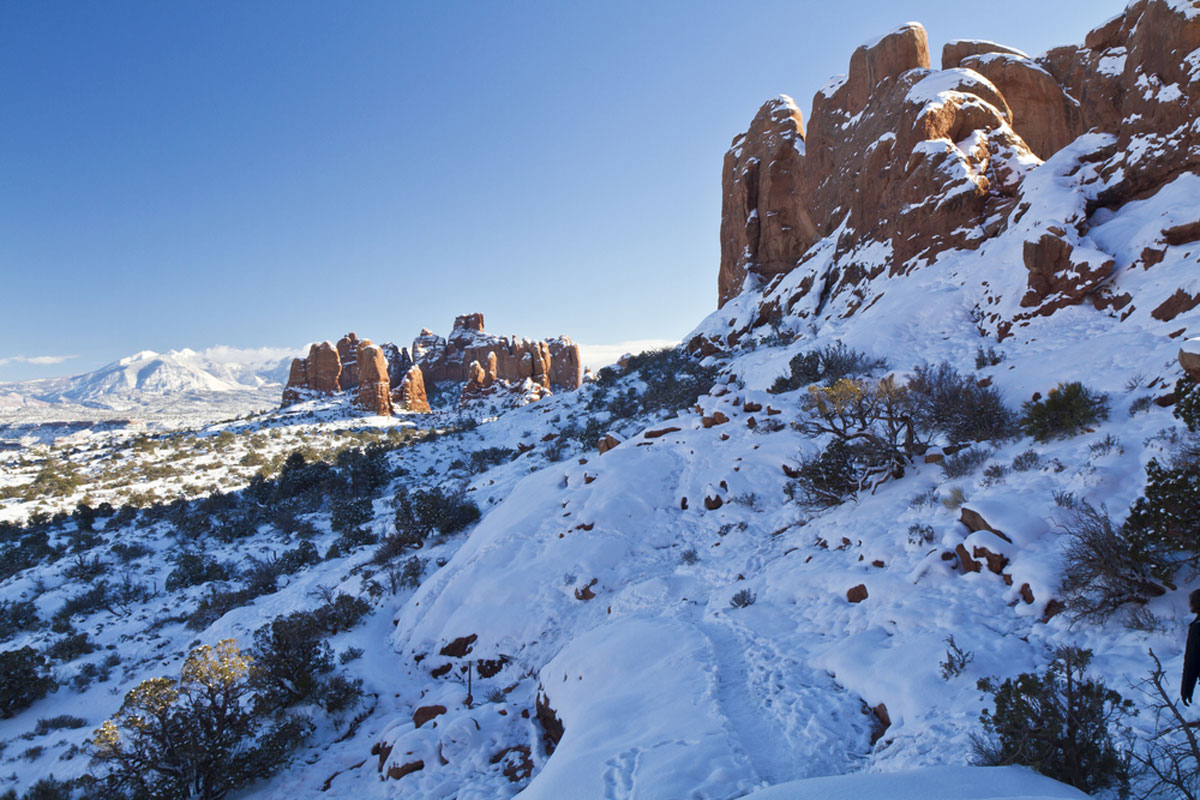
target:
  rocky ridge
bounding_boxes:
[282,314,582,414]
[706,0,1200,352]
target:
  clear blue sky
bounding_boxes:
[0,0,1126,381]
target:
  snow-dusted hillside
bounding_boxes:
[2,1,1199,798]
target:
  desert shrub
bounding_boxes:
[109,541,152,563]
[34,715,87,735]
[941,486,967,510]
[186,586,257,631]
[907,524,935,546]
[729,589,756,608]
[90,640,312,799]
[46,632,98,663]
[973,646,1132,796]
[941,447,990,478]
[0,599,41,640]
[680,547,699,565]
[0,647,57,717]
[975,346,1005,368]
[327,526,379,558]
[392,487,480,548]
[981,463,1009,486]
[1060,502,1170,623]
[469,446,514,473]
[940,635,974,679]
[251,614,342,712]
[1011,449,1040,471]
[165,552,233,592]
[908,362,1017,443]
[329,494,373,535]
[794,376,927,499]
[52,583,113,627]
[312,593,370,635]
[771,341,886,393]
[593,347,718,417]
[1019,382,1109,441]
[786,440,859,508]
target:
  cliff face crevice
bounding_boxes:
[715,1,1200,343]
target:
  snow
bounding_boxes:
[742,766,1089,799]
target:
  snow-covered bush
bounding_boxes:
[793,376,927,499]
[89,640,312,799]
[0,647,56,718]
[770,341,886,393]
[908,362,1017,443]
[1019,382,1109,441]
[592,347,718,417]
[1123,443,1200,577]
[250,612,362,713]
[973,646,1132,796]
[1174,375,1200,432]
[940,447,990,478]
[0,599,41,640]
[729,589,756,608]
[392,486,480,548]
[164,552,233,592]
[1060,502,1168,623]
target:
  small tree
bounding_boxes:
[797,376,926,497]
[90,640,309,800]
[974,646,1132,796]
[1019,382,1109,441]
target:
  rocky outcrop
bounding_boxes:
[719,21,1034,310]
[719,96,814,305]
[716,2,1200,336]
[336,333,361,391]
[414,313,582,404]
[392,364,430,413]
[281,341,342,406]
[355,341,392,416]
[283,315,582,411]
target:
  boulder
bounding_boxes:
[412,704,447,728]
[847,584,869,603]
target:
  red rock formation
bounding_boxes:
[719,95,814,305]
[715,2,1200,335]
[355,340,392,416]
[281,341,343,406]
[336,333,361,390]
[414,313,583,398]
[393,364,431,413]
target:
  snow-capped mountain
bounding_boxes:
[0,348,297,413]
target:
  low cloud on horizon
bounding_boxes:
[198,345,305,366]
[576,339,680,371]
[0,354,77,367]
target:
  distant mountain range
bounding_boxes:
[0,348,296,415]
